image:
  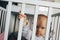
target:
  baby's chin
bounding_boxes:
[36,34,45,37]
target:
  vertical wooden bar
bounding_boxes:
[55,16,59,40]
[17,3,26,40]
[53,16,58,40]
[31,5,38,40]
[0,9,1,33]
[51,17,54,31]
[45,7,52,40]
[1,10,3,33]
[4,1,12,40]
[58,16,60,40]
[3,11,7,32]
[50,17,55,40]
[49,17,53,40]
[1,10,4,33]
[56,16,60,40]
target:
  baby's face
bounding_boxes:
[36,16,47,37]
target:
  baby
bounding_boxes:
[18,12,48,40]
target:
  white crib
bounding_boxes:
[0,0,60,40]
[0,7,7,33]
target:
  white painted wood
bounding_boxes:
[31,5,39,40]
[52,16,58,40]
[0,7,7,11]
[0,10,3,33]
[4,2,12,40]
[56,16,60,40]
[2,10,5,32]
[51,17,54,31]
[58,17,60,40]
[45,7,52,40]
[0,7,7,33]
[50,16,56,40]
[1,0,60,40]
[3,0,60,8]
[49,17,55,40]
[11,4,22,12]
[17,3,26,40]
[25,5,35,15]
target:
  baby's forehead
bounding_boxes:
[38,14,48,18]
[37,16,47,26]
[38,16,47,21]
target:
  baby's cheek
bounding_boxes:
[40,29,46,36]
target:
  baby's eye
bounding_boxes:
[36,26,39,28]
[41,27,45,29]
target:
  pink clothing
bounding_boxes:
[0,32,4,40]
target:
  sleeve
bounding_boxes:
[26,30,32,40]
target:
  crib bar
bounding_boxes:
[2,11,7,32]
[56,16,60,40]
[58,17,60,40]
[52,13,60,17]
[52,16,56,40]
[4,0,60,8]
[0,10,3,33]
[3,11,7,32]
[45,7,52,40]
[17,3,26,40]
[1,10,5,33]
[0,9,1,19]
[52,16,58,40]
[0,7,7,11]
[0,9,1,28]
[4,1,12,40]
[0,9,5,33]
[0,10,2,33]
[53,17,56,31]
[51,17,55,30]
[50,17,55,40]
[49,17,54,40]
[55,16,59,40]
[31,5,38,40]
[0,6,7,33]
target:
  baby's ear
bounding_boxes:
[26,20,28,25]
[23,19,28,27]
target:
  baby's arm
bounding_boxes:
[18,11,28,26]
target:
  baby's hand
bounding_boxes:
[18,11,27,20]
[18,11,28,26]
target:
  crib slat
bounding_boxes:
[0,9,2,33]
[56,16,60,40]
[49,17,55,40]
[4,2,12,40]
[1,10,4,33]
[17,3,26,40]
[3,11,7,32]
[0,10,3,33]
[31,5,38,40]
[0,9,1,19]
[52,16,58,40]
[58,17,60,40]
[51,17,55,31]
[55,16,59,40]
[2,11,7,32]
[45,7,52,40]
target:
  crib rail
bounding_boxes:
[0,7,7,34]
[0,0,60,40]
[50,13,60,40]
[52,13,60,17]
